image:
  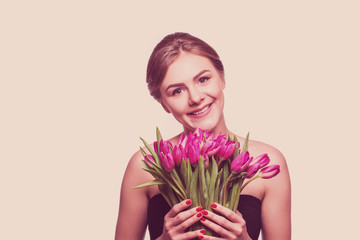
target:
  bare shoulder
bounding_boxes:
[123,147,155,190]
[247,138,287,166]
[246,140,291,239]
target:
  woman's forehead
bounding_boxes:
[163,52,215,84]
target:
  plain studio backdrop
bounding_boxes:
[1,1,359,239]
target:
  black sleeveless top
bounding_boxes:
[147,194,262,240]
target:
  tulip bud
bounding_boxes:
[186,141,200,166]
[231,151,252,174]
[245,164,261,178]
[252,154,270,169]
[217,141,236,162]
[201,141,220,157]
[144,154,155,167]
[160,152,174,172]
[172,145,184,166]
[259,165,280,179]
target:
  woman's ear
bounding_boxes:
[157,99,171,113]
[221,77,226,89]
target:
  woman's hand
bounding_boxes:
[199,203,251,240]
[157,199,206,240]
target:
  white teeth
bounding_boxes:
[192,105,210,115]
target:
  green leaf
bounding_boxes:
[180,159,187,184]
[229,181,239,211]
[214,168,223,203]
[231,178,244,212]
[171,169,187,199]
[159,184,179,207]
[186,161,192,197]
[232,135,239,159]
[147,160,185,199]
[242,132,250,152]
[140,137,160,165]
[220,162,230,205]
[190,165,199,206]
[133,179,165,189]
[139,147,147,157]
[208,157,218,207]
[156,127,163,153]
[199,157,209,208]
[158,184,172,207]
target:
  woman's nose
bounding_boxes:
[188,86,204,106]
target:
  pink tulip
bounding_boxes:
[217,141,236,161]
[178,133,188,148]
[252,154,270,169]
[193,128,204,138]
[215,134,227,147]
[155,139,172,156]
[245,164,261,178]
[144,154,156,167]
[172,145,185,166]
[231,151,253,174]
[259,165,280,179]
[160,152,175,172]
[204,131,214,140]
[201,141,220,156]
[186,141,201,166]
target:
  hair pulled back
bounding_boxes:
[146,32,224,99]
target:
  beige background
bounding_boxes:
[1,1,359,239]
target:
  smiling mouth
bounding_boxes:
[189,103,212,115]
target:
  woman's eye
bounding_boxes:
[172,88,183,95]
[199,76,210,83]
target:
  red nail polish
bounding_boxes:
[186,200,192,205]
[211,203,217,208]
[198,236,204,239]
[202,210,208,215]
[200,229,206,234]
[201,217,206,221]
[197,212,202,217]
[196,207,203,212]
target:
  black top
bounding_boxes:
[147,194,262,240]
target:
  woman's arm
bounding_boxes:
[261,146,291,240]
[115,150,149,240]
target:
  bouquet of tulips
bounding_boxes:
[135,128,280,236]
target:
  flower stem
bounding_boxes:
[222,173,234,205]
[240,175,260,192]
[171,174,187,200]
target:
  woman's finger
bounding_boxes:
[177,229,207,240]
[169,205,203,226]
[174,207,204,232]
[210,203,244,223]
[166,199,193,218]
[199,215,234,239]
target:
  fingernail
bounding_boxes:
[196,212,202,217]
[186,200,192,205]
[202,210,208,215]
[211,203,217,208]
[201,217,206,221]
[196,207,203,212]
[200,229,206,234]
[198,236,204,239]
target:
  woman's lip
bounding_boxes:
[188,103,213,118]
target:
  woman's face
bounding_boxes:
[158,52,226,134]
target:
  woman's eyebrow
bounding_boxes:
[193,70,210,80]
[165,70,210,92]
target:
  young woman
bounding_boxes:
[115,32,291,240]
